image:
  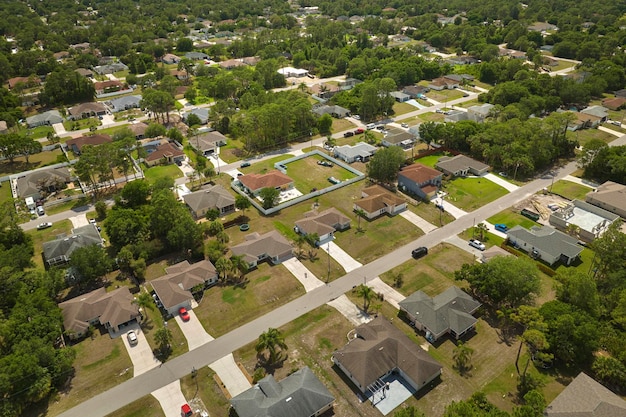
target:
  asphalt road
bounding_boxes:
[57,159,577,417]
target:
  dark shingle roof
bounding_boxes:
[183,185,235,213]
[43,224,103,264]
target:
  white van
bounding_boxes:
[366,123,376,130]
[36,206,45,216]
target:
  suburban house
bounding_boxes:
[549,199,619,242]
[435,154,490,177]
[399,286,481,342]
[312,104,351,118]
[183,107,210,125]
[230,231,294,268]
[183,185,235,218]
[185,51,209,61]
[7,76,41,90]
[601,96,626,111]
[310,83,341,100]
[94,80,124,95]
[354,185,407,220]
[129,122,148,139]
[144,141,185,166]
[65,134,112,155]
[277,66,309,77]
[218,58,247,69]
[59,287,140,340]
[170,70,189,81]
[161,53,181,64]
[68,102,107,120]
[43,224,104,267]
[528,22,558,32]
[294,208,351,244]
[230,367,334,417]
[569,111,603,131]
[109,95,141,113]
[332,316,443,397]
[580,106,609,123]
[481,246,513,263]
[467,103,494,122]
[333,142,377,164]
[506,225,583,266]
[429,77,459,90]
[381,131,416,148]
[16,167,73,200]
[402,85,430,98]
[93,63,128,75]
[238,171,294,196]
[26,110,64,128]
[390,91,411,102]
[188,130,228,155]
[544,372,626,417]
[585,181,626,219]
[397,163,443,199]
[151,260,218,315]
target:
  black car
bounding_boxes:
[343,131,354,138]
[411,247,428,259]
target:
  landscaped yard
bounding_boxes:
[142,164,183,183]
[0,147,65,176]
[282,154,359,192]
[106,395,165,417]
[442,177,508,211]
[487,209,542,230]
[331,118,356,133]
[426,89,467,103]
[392,102,419,116]
[567,128,614,146]
[26,125,55,139]
[415,152,449,167]
[549,180,593,201]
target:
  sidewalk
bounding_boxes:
[399,210,438,233]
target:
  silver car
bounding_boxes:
[468,239,486,251]
[127,330,138,346]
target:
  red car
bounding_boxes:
[354,128,364,134]
[179,307,190,322]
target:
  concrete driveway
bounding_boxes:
[320,241,362,273]
[151,381,188,417]
[100,114,115,126]
[69,214,89,228]
[399,210,437,233]
[368,277,404,310]
[483,173,519,192]
[327,295,372,326]
[120,323,161,377]
[175,310,213,350]
[282,258,325,292]
[208,355,252,398]
[444,235,482,259]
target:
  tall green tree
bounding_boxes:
[259,187,280,209]
[366,146,406,184]
[256,328,287,365]
[69,244,113,285]
[355,284,375,313]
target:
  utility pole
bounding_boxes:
[326,242,330,283]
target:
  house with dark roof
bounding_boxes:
[586,181,626,219]
[381,130,416,148]
[188,130,227,155]
[151,260,217,315]
[144,142,185,166]
[65,134,112,155]
[333,142,377,164]
[614,89,626,99]
[59,287,140,339]
[312,104,351,118]
[43,224,104,267]
[93,63,129,75]
[183,185,235,218]
[397,163,443,199]
[230,367,334,417]
[68,102,107,120]
[580,106,609,123]
[402,85,430,98]
[183,107,210,125]
[109,95,141,113]
[294,208,351,244]
[26,110,64,128]
[506,225,583,266]
[230,231,294,268]
[390,91,411,102]
[399,286,481,342]
[16,167,73,200]
[218,58,247,69]
[354,185,407,220]
[162,53,181,64]
[601,97,626,111]
[7,76,41,90]
[128,122,148,139]
[332,316,442,396]
[467,103,494,122]
[238,171,294,196]
[185,51,209,61]
[94,80,124,95]
[544,372,626,417]
[436,154,490,177]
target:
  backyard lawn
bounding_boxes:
[282,154,359,192]
[0,181,12,204]
[142,164,183,183]
[549,180,593,201]
[415,152,449,167]
[442,177,508,211]
[0,147,65,176]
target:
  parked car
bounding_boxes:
[401,123,409,128]
[609,120,621,126]
[411,247,428,259]
[179,307,190,322]
[127,330,138,346]
[37,222,53,230]
[354,128,364,134]
[36,206,45,216]
[468,239,486,251]
[494,224,508,233]
[366,123,376,130]
[353,115,360,120]
[317,160,333,167]
[240,162,251,168]
[343,131,354,138]
[89,218,97,225]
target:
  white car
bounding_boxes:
[401,123,409,128]
[36,222,53,230]
[468,239,486,251]
[127,330,138,346]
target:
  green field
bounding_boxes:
[549,180,593,201]
[142,164,183,183]
[442,176,508,211]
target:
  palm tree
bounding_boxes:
[453,341,474,375]
[294,234,307,259]
[475,222,489,240]
[355,208,366,232]
[230,254,249,282]
[215,257,233,282]
[256,328,287,365]
[134,291,155,321]
[356,284,374,313]
[155,326,173,357]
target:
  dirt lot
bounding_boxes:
[511,192,571,224]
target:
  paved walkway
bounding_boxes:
[483,173,519,192]
[562,175,598,189]
[368,277,404,310]
[151,382,188,417]
[319,241,362,272]
[399,210,437,233]
[282,258,325,292]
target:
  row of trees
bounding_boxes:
[578,142,626,185]
[0,133,42,163]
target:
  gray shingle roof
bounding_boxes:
[544,372,626,417]
[16,166,72,199]
[182,185,235,214]
[25,110,64,127]
[334,142,377,160]
[230,367,334,417]
[586,181,626,213]
[151,260,217,309]
[295,207,350,236]
[507,225,582,260]
[109,95,141,112]
[436,154,489,174]
[231,231,293,264]
[43,224,103,264]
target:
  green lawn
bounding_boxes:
[442,177,508,211]
[0,181,12,205]
[426,89,467,102]
[106,395,165,417]
[26,125,55,139]
[142,164,183,183]
[63,118,101,131]
[0,148,65,176]
[240,154,293,175]
[283,154,359,192]
[567,128,614,146]
[27,219,73,269]
[549,180,593,201]
[392,102,418,116]
[415,153,448,168]
[487,209,540,230]
[331,118,355,133]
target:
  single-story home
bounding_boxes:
[467,103,494,122]
[544,372,626,417]
[312,104,350,118]
[402,85,429,98]
[188,130,227,155]
[65,134,112,155]
[43,224,104,267]
[109,95,141,113]
[310,83,341,99]
[16,166,73,200]
[94,80,124,95]
[506,225,583,266]
[171,69,189,81]
[333,142,377,164]
[185,51,209,61]
[435,154,490,177]
[397,163,443,199]
[162,53,181,64]
[294,208,351,244]
[481,246,513,263]
[429,77,459,91]
[68,102,107,120]
[183,185,235,218]
[183,107,209,125]
[25,110,64,128]
[354,185,407,220]
[580,105,609,123]
[381,131,416,148]
[230,367,334,417]
[390,91,411,102]
[7,76,41,90]
[218,58,247,69]
[528,22,558,32]
[399,286,481,342]
[585,181,626,219]
[332,316,442,395]
[238,170,294,196]
[128,122,148,139]
[75,68,94,78]
[614,89,626,98]
[144,142,185,166]
[230,231,294,268]
[277,67,309,77]
[151,260,218,315]
[601,97,626,111]
[59,287,140,339]
[93,63,129,75]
